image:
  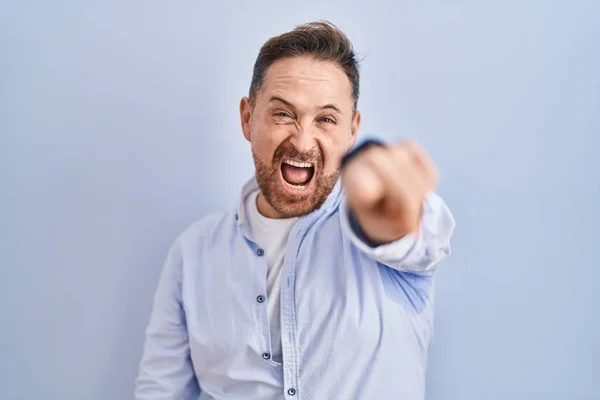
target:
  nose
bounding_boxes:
[288,123,318,154]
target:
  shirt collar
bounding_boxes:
[236,175,343,229]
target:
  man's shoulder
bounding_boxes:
[175,210,237,250]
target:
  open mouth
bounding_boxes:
[280,159,315,189]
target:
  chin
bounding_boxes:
[266,175,333,219]
[267,181,315,218]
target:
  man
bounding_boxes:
[136,21,455,400]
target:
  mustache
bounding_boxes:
[273,142,322,164]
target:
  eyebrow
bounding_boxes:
[268,95,343,115]
[319,103,343,114]
[268,96,296,110]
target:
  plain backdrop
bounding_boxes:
[1,1,599,399]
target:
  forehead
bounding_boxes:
[260,56,353,109]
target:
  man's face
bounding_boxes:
[240,56,361,218]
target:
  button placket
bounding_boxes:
[251,243,273,365]
[280,223,310,400]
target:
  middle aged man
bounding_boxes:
[136,21,456,400]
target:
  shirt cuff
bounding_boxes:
[339,197,422,265]
[339,190,454,273]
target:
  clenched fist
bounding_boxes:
[341,140,439,245]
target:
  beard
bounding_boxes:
[252,142,340,218]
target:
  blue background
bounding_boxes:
[1,1,598,399]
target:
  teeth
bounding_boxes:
[283,181,309,190]
[283,160,313,168]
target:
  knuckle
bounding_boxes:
[363,146,387,165]
[403,139,421,151]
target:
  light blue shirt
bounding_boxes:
[135,176,455,400]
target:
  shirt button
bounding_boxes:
[256,295,265,303]
[262,352,271,360]
[287,388,296,396]
[256,248,264,256]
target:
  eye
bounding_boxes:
[318,116,335,124]
[275,111,293,118]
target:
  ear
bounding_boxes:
[239,97,252,142]
[349,110,361,149]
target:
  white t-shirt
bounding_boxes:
[244,190,298,364]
